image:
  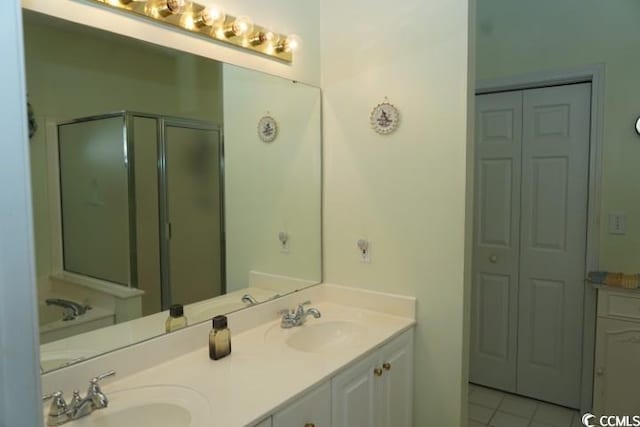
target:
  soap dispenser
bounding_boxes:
[165,304,187,332]
[209,315,231,360]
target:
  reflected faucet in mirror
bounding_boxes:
[45,299,90,321]
[241,294,259,305]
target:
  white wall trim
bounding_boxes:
[475,64,606,412]
[0,1,43,425]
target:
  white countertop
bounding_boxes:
[41,284,416,427]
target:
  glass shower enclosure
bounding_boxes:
[57,112,224,314]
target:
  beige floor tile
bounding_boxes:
[498,393,538,418]
[469,387,505,409]
[489,411,530,427]
[469,403,494,424]
[533,402,576,426]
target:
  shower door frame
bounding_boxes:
[145,113,226,310]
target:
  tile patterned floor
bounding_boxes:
[468,383,583,427]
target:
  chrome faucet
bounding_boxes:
[279,301,321,328]
[42,370,115,426]
[46,298,90,320]
[241,293,259,305]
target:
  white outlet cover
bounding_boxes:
[608,212,626,235]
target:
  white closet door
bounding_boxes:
[516,83,591,408]
[470,91,523,391]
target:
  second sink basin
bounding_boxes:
[266,320,367,353]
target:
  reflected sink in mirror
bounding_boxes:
[266,320,368,353]
[63,385,211,427]
[40,350,98,372]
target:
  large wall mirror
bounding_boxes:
[24,10,322,373]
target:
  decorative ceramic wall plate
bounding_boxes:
[258,115,278,142]
[370,100,399,135]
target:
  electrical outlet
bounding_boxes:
[608,212,626,235]
[357,239,371,263]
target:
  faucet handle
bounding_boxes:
[295,301,311,313]
[91,370,116,384]
[278,308,292,317]
[70,390,83,407]
[43,391,68,417]
[87,370,115,409]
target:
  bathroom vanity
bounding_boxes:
[593,286,640,416]
[41,284,416,427]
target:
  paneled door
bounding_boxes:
[470,91,523,392]
[471,83,591,408]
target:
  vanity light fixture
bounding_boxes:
[94,0,297,62]
[635,116,640,136]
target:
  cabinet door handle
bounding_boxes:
[304,424,315,427]
[374,367,383,376]
[383,362,391,371]
[596,368,605,376]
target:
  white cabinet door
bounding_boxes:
[273,382,331,427]
[332,351,379,427]
[332,329,414,427]
[593,318,640,417]
[378,331,414,427]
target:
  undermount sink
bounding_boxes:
[64,385,210,427]
[267,320,367,353]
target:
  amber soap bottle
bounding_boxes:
[209,315,231,360]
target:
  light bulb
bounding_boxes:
[166,0,186,14]
[263,29,280,45]
[286,34,302,52]
[225,15,253,37]
[277,34,302,53]
[180,12,196,29]
[250,29,280,46]
[198,6,225,27]
[151,0,186,17]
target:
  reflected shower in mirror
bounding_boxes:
[24,10,321,372]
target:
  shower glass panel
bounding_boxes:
[163,123,223,308]
[58,116,130,285]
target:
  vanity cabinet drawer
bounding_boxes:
[598,290,640,321]
[272,381,331,427]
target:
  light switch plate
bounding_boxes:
[608,212,626,235]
